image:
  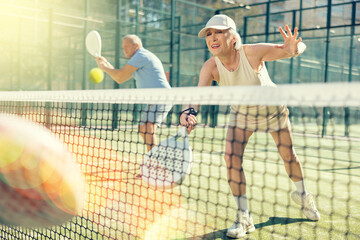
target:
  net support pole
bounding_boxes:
[15,18,22,115]
[265,1,270,43]
[132,3,141,125]
[344,1,356,137]
[209,80,218,128]
[17,18,22,90]
[243,16,248,44]
[169,0,175,84]
[295,0,303,126]
[81,0,90,127]
[45,8,54,129]
[166,0,176,127]
[81,0,89,127]
[112,0,122,130]
[201,44,211,125]
[172,16,182,125]
[288,10,296,123]
[321,0,332,137]
[200,9,219,126]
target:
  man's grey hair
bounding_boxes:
[123,34,143,48]
[229,29,242,50]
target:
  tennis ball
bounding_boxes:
[89,68,104,84]
[0,114,85,228]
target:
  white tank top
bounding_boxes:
[214,46,276,87]
[214,46,289,132]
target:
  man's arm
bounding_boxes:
[95,57,137,84]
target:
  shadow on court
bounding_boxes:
[254,216,313,228]
[178,217,312,240]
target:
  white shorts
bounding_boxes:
[229,105,290,132]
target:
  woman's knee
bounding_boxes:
[224,153,243,171]
[281,150,299,164]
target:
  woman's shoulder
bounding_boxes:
[200,56,219,83]
[242,44,255,54]
[242,44,261,63]
[202,56,217,68]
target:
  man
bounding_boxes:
[180,15,320,239]
[96,34,172,151]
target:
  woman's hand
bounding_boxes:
[180,111,197,134]
[277,25,303,57]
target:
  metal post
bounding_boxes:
[243,16,248,44]
[176,16,182,88]
[201,43,211,126]
[265,1,270,42]
[47,9,53,91]
[81,0,89,127]
[299,0,303,29]
[169,0,175,88]
[297,0,303,82]
[210,8,220,127]
[288,10,297,123]
[165,0,176,127]
[289,10,297,84]
[17,18,22,90]
[112,0,122,130]
[322,0,332,137]
[345,1,356,137]
[132,2,141,125]
[45,8,54,129]
[209,80,219,128]
[135,4,140,35]
[173,16,182,124]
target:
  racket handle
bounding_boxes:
[179,126,188,138]
[174,126,188,139]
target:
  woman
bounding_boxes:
[180,15,320,239]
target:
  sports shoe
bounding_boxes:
[227,212,255,238]
[291,191,320,221]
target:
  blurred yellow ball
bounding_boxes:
[89,68,104,84]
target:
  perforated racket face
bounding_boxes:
[141,132,192,188]
[86,30,102,57]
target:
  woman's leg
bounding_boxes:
[226,126,256,237]
[270,125,303,182]
[270,125,320,220]
[225,126,253,196]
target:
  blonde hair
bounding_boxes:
[229,29,242,50]
[123,34,143,48]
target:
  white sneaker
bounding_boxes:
[227,212,255,239]
[291,191,321,221]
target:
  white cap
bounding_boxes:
[198,14,237,38]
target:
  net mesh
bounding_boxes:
[0,82,360,240]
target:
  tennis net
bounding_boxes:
[0,82,359,239]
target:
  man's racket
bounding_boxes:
[86,30,102,57]
[140,127,192,188]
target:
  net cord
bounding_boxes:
[0,82,359,107]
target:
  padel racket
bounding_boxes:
[141,127,192,188]
[86,30,102,57]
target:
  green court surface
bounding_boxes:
[1,109,359,239]
[49,123,359,240]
